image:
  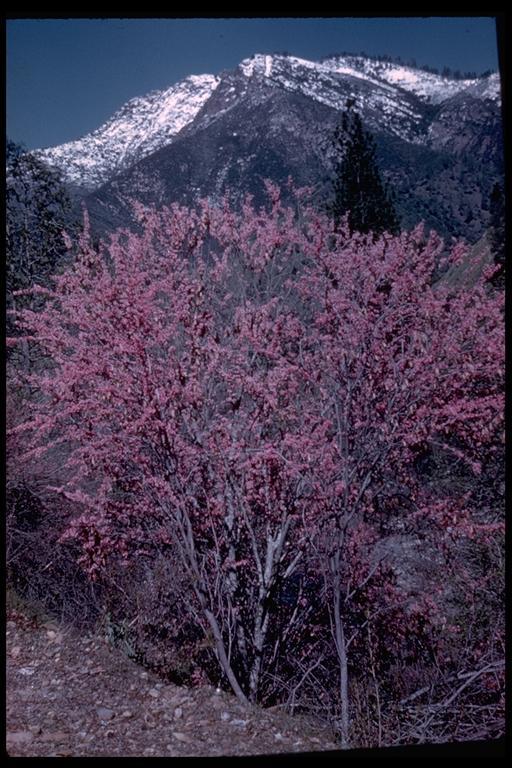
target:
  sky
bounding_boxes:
[6,16,500,150]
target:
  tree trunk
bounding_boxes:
[249,600,267,702]
[176,504,249,705]
[334,585,350,747]
[203,607,249,705]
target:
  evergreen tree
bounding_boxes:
[6,140,73,305]
[328,101,400,236]
[6,139,78,365]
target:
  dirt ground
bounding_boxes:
[6,602,339,758]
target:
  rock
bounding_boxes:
[172,731,191,743]
[221,711,231,721]
[174,707,183,719]
[18,667,35,676]
[43,621,59,631]
[231,719,248,727]
[121,710,133,719]
[10,645,21,658]
[148,688,160,698]
[40,731,68,743]
[17,689,33,701]
[143,747,155,756]
[28,725,42,735]
[96,706,115,721]
[7,730,34,746]
[163,692,185,706]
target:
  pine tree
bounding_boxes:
[6,140,73,304]
[6,139,77,364]
[328,101,399,236]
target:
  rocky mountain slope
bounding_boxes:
[35,74,220,191]
[35,53,503,242]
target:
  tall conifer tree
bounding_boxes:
[329,101,399,236]
[6,140,73,304]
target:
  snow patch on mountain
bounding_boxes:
[35,53,500,191]
[36,74,220,190]
[239,54,424,142]
[321,55,500,105]
[463,72,501,101]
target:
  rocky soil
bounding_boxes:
[6,602,338,757]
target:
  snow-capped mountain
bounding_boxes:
[35,53,500,193]
[319,55,501,104]
[236,54,425,144]
[33,53,502,244]
[35,74,220,190]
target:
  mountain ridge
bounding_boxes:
[34,53,500,193]
[34,74,220,190]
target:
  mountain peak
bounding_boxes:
[34,52,500,192]
[35,72,220,190]
[239,53,275,78]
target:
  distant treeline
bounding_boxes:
[250,50,495,80]
[315,50,495,80]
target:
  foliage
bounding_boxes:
[327,102,400,236]
[8,188,504,745]
[489,181,505,285]
[6,140,74,319]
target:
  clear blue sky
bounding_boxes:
[7,17,499,150]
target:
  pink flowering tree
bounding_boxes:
[8,194,320,704]
[8,188,504,742]
[291,218,504,743]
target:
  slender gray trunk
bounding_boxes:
[176,504,249,705]
[333,584,350,747]
[248,523,289,701]
[249,605,265,701]
[190,576,249,704]
[203,607,249,705]
[225,486,248,663]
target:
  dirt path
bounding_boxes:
[6,604,338,757]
